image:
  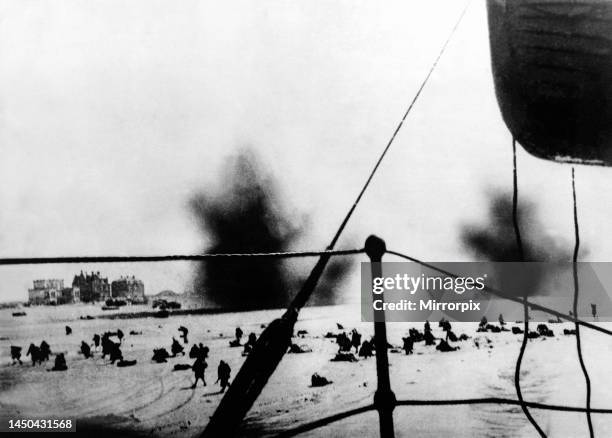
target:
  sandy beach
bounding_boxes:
[2,303,612,437]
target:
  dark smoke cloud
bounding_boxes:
[461,191,579,297]
[462,191,573,262]
[304,256,353,306]
[189,149,353,310]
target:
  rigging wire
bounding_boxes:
[320,0,472,252]
[572,167,595,438]
[385,249,612,337]
[512,139,547,437]
[287,0,472,312]
[0,248,364,266]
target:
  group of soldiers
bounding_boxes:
[188,329,233,392]
[11,340,69,371]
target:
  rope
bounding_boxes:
[0,248,364,266]
[324,0,472,252]
[396,398,612,413]
[512,139,525,261]
[286,0,472,313]
[572,167,594,438]
[385,249,612,337]
[512,139,547,437]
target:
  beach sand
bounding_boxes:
[1,303,612,437]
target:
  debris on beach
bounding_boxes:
[536,324,554,337]
[331,352,357,362]
[436,340,459,352]
[288,344,312,354]
[173,363,192,371]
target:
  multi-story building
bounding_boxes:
[111,276,146,303]
[72,271,111,302]
[59,287,79,304]
[28,279,64,305]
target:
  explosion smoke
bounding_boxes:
[190,149,352,309]
[461,191,576,297]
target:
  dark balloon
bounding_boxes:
[487,0,612,165]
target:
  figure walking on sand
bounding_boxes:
[350,329,361,353]
[192,356,207,388]
[81,341,92,358]
[39,340,51,362]
[179,326,189,344]
[11,346,22,365]
[402,336,414,355]
[591,304,598,321]
[235,327,243,342]
[216,360,231,393]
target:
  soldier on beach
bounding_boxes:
[192,356,207,388]
[402,336,414,355]
[235,327,243,343]
[39,341,51,362]
[350,329,362,353]
[81,341,92,359]
[179,326,189,344]
[117,329,124,344]
[52,353,68,371]
[10,346,22,365]
[216,360,231,392]
[93,334,101,350]
[171,337,184,356]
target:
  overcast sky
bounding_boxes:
[1,0,611,302]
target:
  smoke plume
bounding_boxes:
[189,149,352,309]
[461,191,577,297]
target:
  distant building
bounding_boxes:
[111,276,145,303]
[59,287,79,305]
[72,271,111,302]
[28,279,64,305]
